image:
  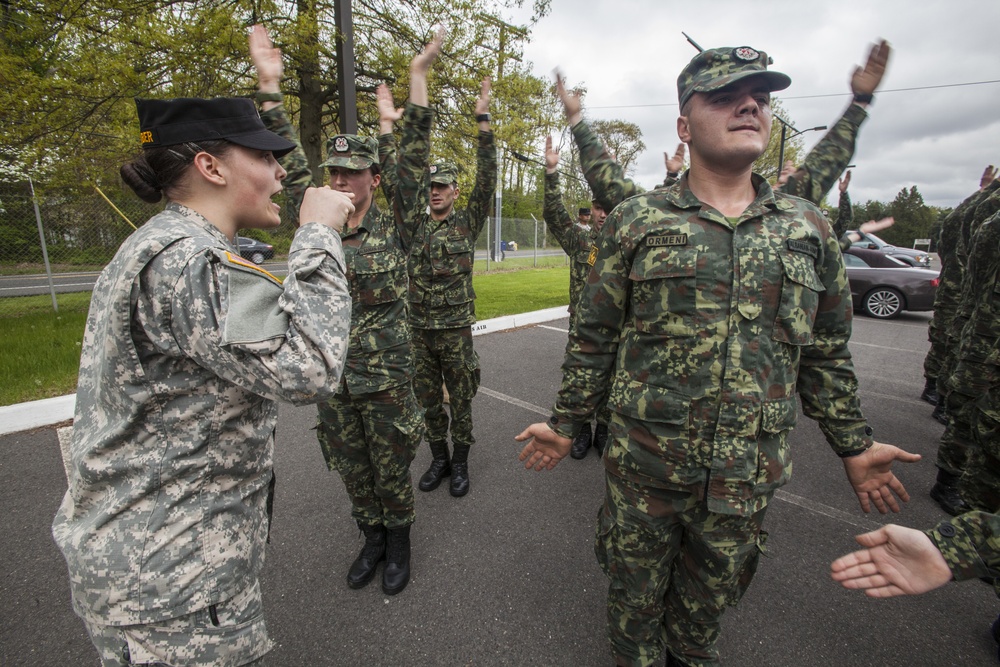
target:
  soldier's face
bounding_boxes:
[591,203,607,232]
[223,146,288,230]
[430,182,459,216]
[677,78,772,170]
[329,166,379,211]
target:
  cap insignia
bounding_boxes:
[733,47,759,62]
[334,136,349,152]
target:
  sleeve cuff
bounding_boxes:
[925,518,991,582]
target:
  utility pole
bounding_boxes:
[333,0,357,133]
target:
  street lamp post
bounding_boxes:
[775,118,827,173]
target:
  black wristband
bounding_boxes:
[837,447,870,458]
[666,171,680,179]
[476,113,490,123]
[853,93,874,105]
[255,91,284,104]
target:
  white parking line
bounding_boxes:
[538,325,569,334]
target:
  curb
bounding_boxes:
[0,306,570,436]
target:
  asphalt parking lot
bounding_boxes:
[1,309,996,666]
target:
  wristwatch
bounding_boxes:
[476,113,490,123]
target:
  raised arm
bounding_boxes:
[250,24,315,224]
[467,76,498,238]
[556,71,642,211]
[543,135,582,254]
[780,40,890,205]
[377,83,403,202]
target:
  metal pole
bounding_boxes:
[29,175,59,313]
[333,0,358,134]
[485,215,490,271]
[530,214,538,267]
[777,122,787,176]
[493,162,502,261]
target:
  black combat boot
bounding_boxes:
[920,378,940,405]
[929,468,971,516]
[382,525,411,595]
[593,423,609,456]
[932,402,948,425]
[346,523,386,589]
[450,444,470,497]
[570,423,593,459]
[418,441,450,492]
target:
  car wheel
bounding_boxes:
[250,252,266,265]
[863,287,904,319]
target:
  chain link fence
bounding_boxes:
[0,182,570,318]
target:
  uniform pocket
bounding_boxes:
[629,246,699,336]
[772,252,824,346]
[353,248,407,306]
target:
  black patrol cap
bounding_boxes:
[578,207,591,216]
[135,97,296,158]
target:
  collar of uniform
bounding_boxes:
[164,200,233,247]
[342,201,382,238]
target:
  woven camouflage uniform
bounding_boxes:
[52,204,351,663]
[924,186,992,395]
[547,174,871,666]
[261,103,425,528]
[832,189,853,252]
[937,186,1000,478]
[925,511,1000,582]
[544,169,610,428]
[403,103,497,450]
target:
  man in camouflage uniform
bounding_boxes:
[933,182,1000,514]
[543,135,612,459]
[53,96,353,666]
[409,75,498,498]
[518,45,919,667]
[250,25,429,595]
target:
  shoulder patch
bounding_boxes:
[786,239,819,258]
[646,234,688,247]
[587,244,599,265]
[223,252,283,286]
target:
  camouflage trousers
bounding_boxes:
[595,452,769,666]
[317,383,424,529]
[412,326,481,448]
[82,578,271,666]
[937,358,997,475]
[962,409,1000,513]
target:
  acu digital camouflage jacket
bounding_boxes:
[53,205,351,624]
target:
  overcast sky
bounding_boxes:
[502,0,1000,209]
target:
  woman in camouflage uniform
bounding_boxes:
[52,96,354,666]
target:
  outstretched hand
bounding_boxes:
[376,84,403,123]
[249,24,283,92]
[841,441,921,513]
[544,135,559,173]
[839,170,851,193]
[851,39,891,98]
[831,524,953,598]
[981,165,998,189]
[475,76,491,117]
[664,143,686,174]
[515,422,572,471]
[553,69,583,126]
[411,24,444,76]
[858,216,894,235]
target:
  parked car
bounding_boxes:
[848,230,931,268]
[842,247,939,319]
[235,236,275,264]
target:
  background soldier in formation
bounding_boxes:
[53,96,353,665]
[409,35,497,499]
[543,135,611,459]
[250,25,432,596]
[518,43,919,667]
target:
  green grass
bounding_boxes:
[0,293,91,405]
[0,267,570,406]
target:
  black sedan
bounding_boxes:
[235,236,275,264]
[842,247,939,319]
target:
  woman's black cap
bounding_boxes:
[135,97,296,158]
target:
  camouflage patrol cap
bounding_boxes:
[677,46,791,111]
[429,161,459,185]
[319,134,378,170]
